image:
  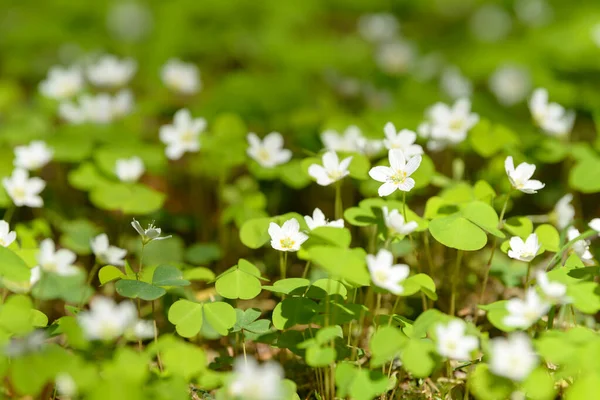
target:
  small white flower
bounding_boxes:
[589,218,600,234]
[529,88,575,137]
[435,320,478,361]
[321,126,363,153]
[304,208,344,230]
[383,123,423,156]
[2,168,46,208]
[357,13,399,43]
[59,90,134,124]
[0,221,16,247]
[536,271,570,304]
[489,333,537,382]
[161,59,201,95]
[356,137,384,158]
[14,141,53,171]
[77,296,137,341]
[36,239,79,276]
[268,218,308,252]
[228,357,284,400]
[504,288,550,329]
[552,194,574,230]
[366,249,410,295]
[489,65,531,106]
[376,40,416,75]
[507,234,541,262]
[39,66,84,100]
[382,206,418,236]
[55,373,77,398]
[504,156,545,194]
[440,66,473,99]
[418,98,479,151]
[115,156,145,183]
[159,108,206,160]
[567,227,593,262]
[90,234,127,266]
[30,266,41,287]
[87,54,137,88]
[131,219,172,245]
[308,151,352,187]
[131,320,155,340]
[369,149,421,196]
[247,132,292,168]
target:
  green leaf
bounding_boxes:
[115,279,166,301]
[305,226,352,248]
[32,272,93,303]
[183,267,215,282]
[306,246,370,287]
[168,300,204,338]
[504,216,533,239]
[534,224,560,252]
[568,282,600,314]
[90,182,166,215]
[152,265,190,287]
[569,156,600,193]
[522,368,556,400]
[470,120,519,158]
[308,279,348,300]
[185,243,222,265]
[400,339,437,378]
[0,246,31,283]
[99,265,125,285]
[239,217,272,249]
[272,297,318,330]
[262,278,311,295]
[480,300,516,332]
[469,364,514,400]
[67,162,109,192]
[154,336,207,380]
[401,274,437,300]
[306,346,336,367]
[203,302,236,336]
[215,267,262,300]
[370,326,408,367]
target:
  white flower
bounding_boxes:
[366,249,410,295]
[553,194,574,230]
[14,141,53,171]
[567,227,593,262]
[268,219,308,252]
[440,67,473,99]
[131,219,172,245]
[87,55,136,87]
[131,320,155,340]
[90,234,127,266]
[228,357,284,400]
[77,296,137,341]
[504,156,545,194]
[590,218,600,234]
[376,40,416,75]
[383,123,423,156]
[0,221,16,247]
[369,149,421,196]
[504,288,550,329]
[356,137,384,158]
[382,206,417,237]
[159,108,206,160]
[246,132,292,168]
[321,126,363,153]
[1,266,41,294]
[30,266,41,287]
[435,320,478,361]
[115,156,145,183]
[488,65,531,106]
[308,151,352,187]
[2,168,45,208]
[418,98,479,151]
[59,90,134,124]
[304,208,344,230]
[36,239,79,276]
[39,66,84,100]
[161,59,200,95]
[489,333,537,382]
[507,234,541,262]
[55,373,77,398]
[357,13,399,43]
[536,271,570,304]
[528,88,575,137]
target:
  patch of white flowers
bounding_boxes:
[504,288,550,329]
[87,55,137,88]
[39,65,84,100]
[382,206,418,236]
[59,90,134,124]
[418,98,479,151]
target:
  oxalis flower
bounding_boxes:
[529,88,575,137]
[304,208,343,230]
[366,249,410,295]
[161,59,201,95]
[59,90,133,124]
[36,239,79,276]
[246,132,292,168]
[86,54,137,88]
[321,125,363,153]
[0,220,16,248]
[503,288,550,329]
[489,333,537,382]
[536,271,570,304]
[115,156,145,183]
[567,227,593,262]
[552,194,574,230]
[383,122,423,156]
[507,233,541,262]
[228,357,284,400]
[308,151,352,187]
[369,149,421,196]
[13,141,53,171]
[435,319,478,361]
[504,156,545,194]
[2,168,46,208]
[131,219,172,245]
[418,98,479,151]
[39,65,84,100]
[77,296,137,341]
[159,108,206,160]
[268,218,308,252]
[382,206,417,236]
[90,234,127,266]
[590,218,600,234]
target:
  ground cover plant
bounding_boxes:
[2,0,600,399]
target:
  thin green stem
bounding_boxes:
[450,250,463,316]
[374,293,382,328]
[524,263,532,288]
[388,296,401,327]
[152,301,163,372]
[545,229,598,271]
[279,252,287,279]
[334,181,343,220]
[547,305,556,330]
[136,244,146,281]
[301,261,311,279]
[2,206,15,225]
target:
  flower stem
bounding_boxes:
[388,296,401,326]
[279,252,287,280]
[547,305,556,330]
[136,244,146,281]
[301,261,311,279]
[2,206,15,224]
[334,181,342,220]
[545,229,598,271]
[152,301,163,372]
[524,262,532,288]
[374,293,382,328]
[450,250,463,316]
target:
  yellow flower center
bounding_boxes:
[181,131,196,145]
[258,148,271,162]
[389,171,407,185]
[12,187,26,201]
[449,118,464,130]
[279,237,295,249]
[327,170,343,181]
[374,270,388,284]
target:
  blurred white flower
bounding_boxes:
[507,234,541,262]
[412,52,444,82]
[131,219,172,245]
[552,194,574,230]
[590,218,600,234]
[55,373,77,398]
[161,59,201,95]
[59,90,134,124]
[514,0,552,27]
[505,156,545,194]
[376,40,416,75]
[246,132,292,168]
[382,206,418,236]
[383,122,423,156]
[304,208,344,230]
[418,98,479,151]
[567,227,593,262]
[37,239,79,276]
[39,66,84,100]
[529,88,575,137]
[14,141,53,171]
[369,149,421,196]
[1,266,41,294]
[228,357,284,400]
[159,108,206,160]
[0,220,16,247]
[489,333,537,381]
[357,13,399,43]
[308,151,352,187]
[536,271,570,304]
[469,5,512,43]
[268,218,308,252]
[504,288,550,329]
[356,137,384,158]
[115,156,145,183]
[366,249,410,295]
[106,2,153,42]
[321,126,363,153]
[132,320,155,340]
[90,234,127,266]
[78,296,137,341]
[440,67,472,100]
[489,65,531,106]
[2,168,45,208]
[435,320,478,361]
[87,55,137,87]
